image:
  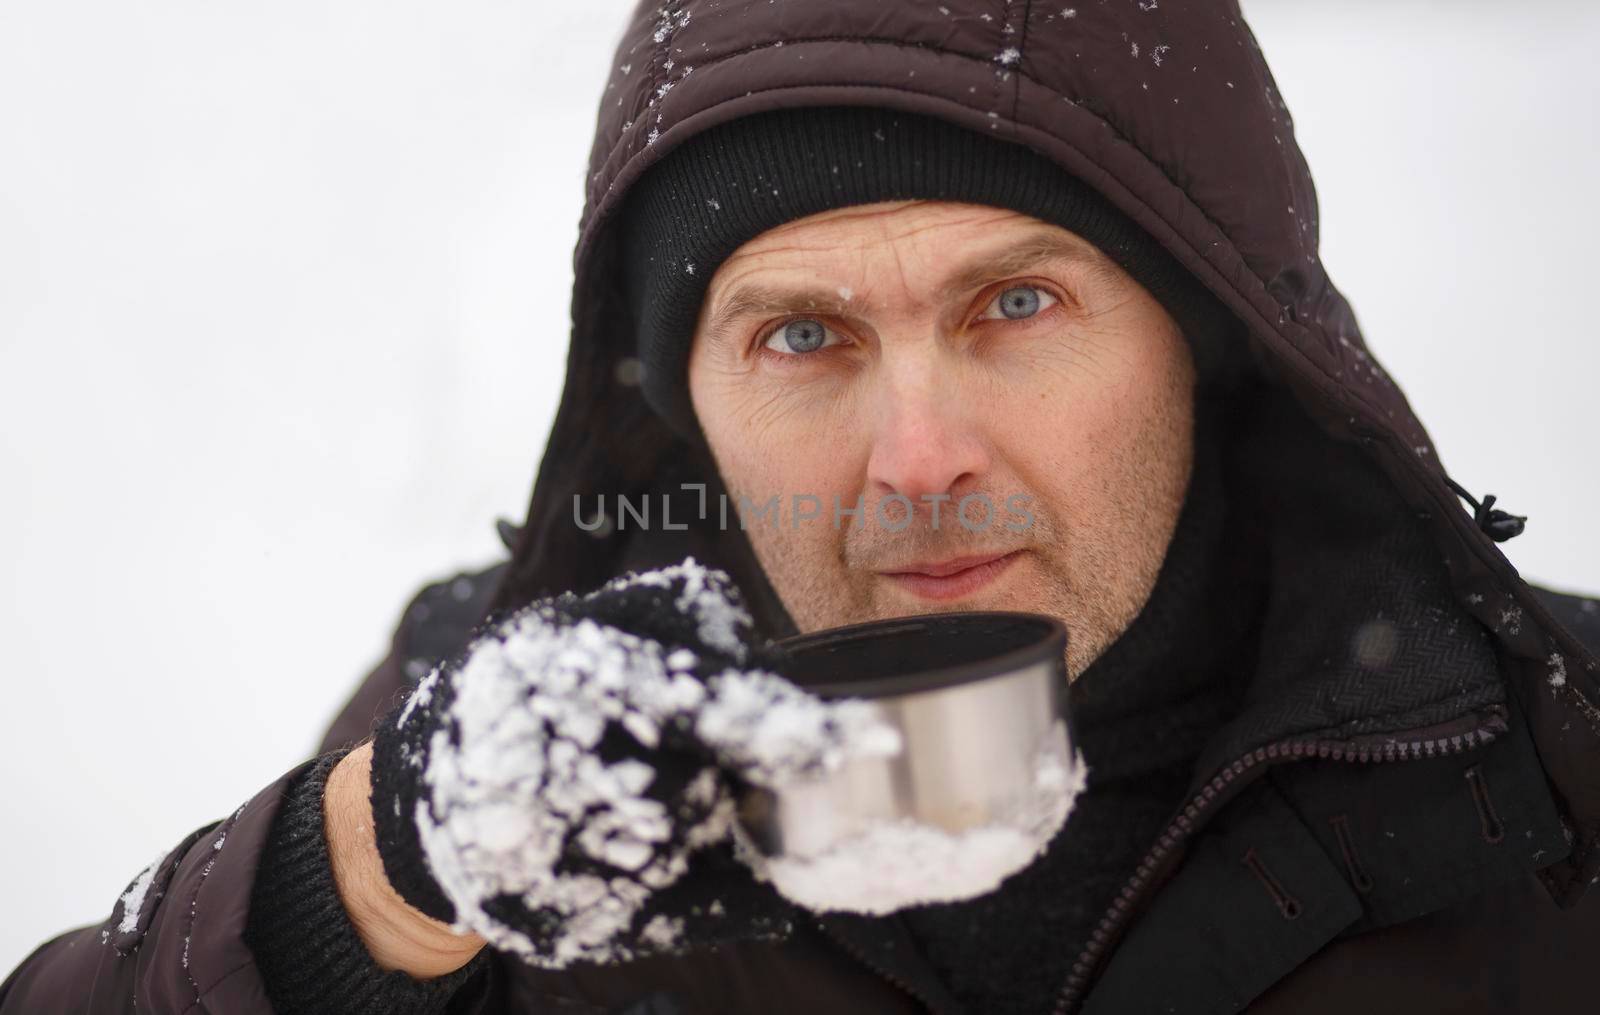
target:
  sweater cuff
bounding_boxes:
[245,748,491,1015]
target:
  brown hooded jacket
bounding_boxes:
[5,2,1600,1012]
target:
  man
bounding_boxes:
[5,1,1600,1013]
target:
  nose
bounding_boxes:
[863,355,991,516]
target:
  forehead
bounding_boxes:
[704,200,1120,295]
[721,200,1061,260]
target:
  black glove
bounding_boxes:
[369,557,897,968]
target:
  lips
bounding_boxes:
[878,550,1024,601]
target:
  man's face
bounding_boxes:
[687,200,1196,679]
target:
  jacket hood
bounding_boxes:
[489,0,1600,904]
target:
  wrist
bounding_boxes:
[325,741,486,978]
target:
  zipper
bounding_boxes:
[815,917,954,1015]
[806,702,1509,1015]
[1049,701,1510,1015]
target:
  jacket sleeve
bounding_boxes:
[0,559,510,1014]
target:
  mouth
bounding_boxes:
[877,550,1024,602]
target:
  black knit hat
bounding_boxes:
[619,105,1246,438]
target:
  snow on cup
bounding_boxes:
[735,612,1085,915]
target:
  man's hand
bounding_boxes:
[324,741,487,979]
[349,557,897,971]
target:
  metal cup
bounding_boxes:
[735,612,1076,909]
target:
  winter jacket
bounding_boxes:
[7,1,1600,1012]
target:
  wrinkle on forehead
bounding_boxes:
[738,201,1028,256]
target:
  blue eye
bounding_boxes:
[981,285,1058,321]
[762,318,837,355]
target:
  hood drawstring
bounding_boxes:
[496,517,523,552]
[1444,476,1527,543]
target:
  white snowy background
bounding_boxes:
[1,0,1596,974]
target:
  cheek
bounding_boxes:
[1003,325,1193,516]
[695,393,861,535]
[693,360,860,501]
[997,359,1149,482]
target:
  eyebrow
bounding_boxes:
[698,229,1112,352]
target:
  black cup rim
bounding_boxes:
[775,610,1067,699]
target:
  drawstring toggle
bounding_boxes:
[1444,476,1527,543]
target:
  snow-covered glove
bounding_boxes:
[368,557,900,968]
